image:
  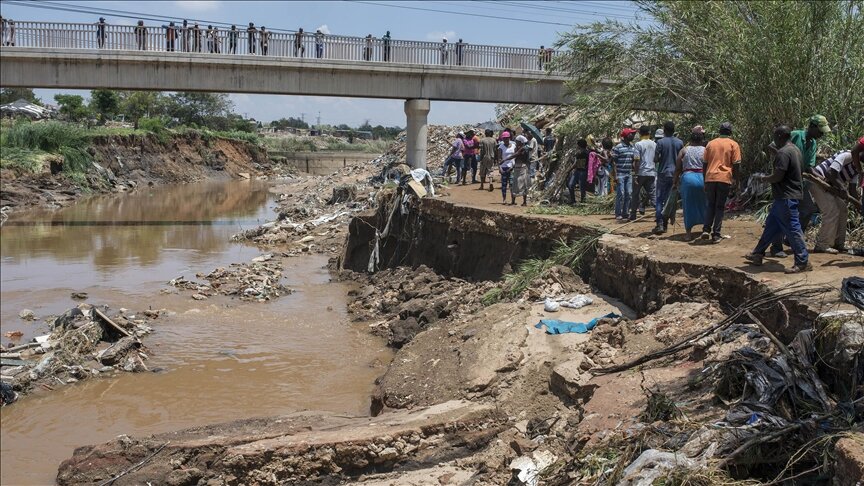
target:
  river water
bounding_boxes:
[0,180,390,485]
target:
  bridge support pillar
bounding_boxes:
[404,99,430,170]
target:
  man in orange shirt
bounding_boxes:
[701,122,741,243]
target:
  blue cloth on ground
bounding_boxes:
[534,312,620,335]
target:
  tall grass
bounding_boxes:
[1,121,92,175]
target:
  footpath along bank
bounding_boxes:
[55,129,863,484]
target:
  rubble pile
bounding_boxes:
[169,255,291,302]
[234,156,400,255]
[1,304,157,405]
[343,265,496,348]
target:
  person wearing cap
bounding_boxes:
[442,132,465,184]
[700,121,741,243]
[96,17,107,49]
[498,131,516,204]
[674,126,708,240]
[612,128,638,220]
[654,121,683,234]
[792,115,831,232]
[745,125,810,273]
[768,115,832,255]
[478,129,498,191]
[631,125,658,221]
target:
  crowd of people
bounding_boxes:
[0,16,553,68]
[442,117,863,274]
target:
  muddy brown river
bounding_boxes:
[0,180,391,485]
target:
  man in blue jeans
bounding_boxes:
[653,121,683,233]
[745,125,810,273]
[612,128,637,220]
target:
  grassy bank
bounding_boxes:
[0,120,261,179]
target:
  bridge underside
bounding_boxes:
[0,48,567,105]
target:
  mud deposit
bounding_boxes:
[0,180,390,485]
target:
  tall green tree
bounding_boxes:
[90,89,120,122]
[166,92,234,127]
[54,94,92,122]
[552,0,864,168]
[0,88,41,105]
[118,91,166,127]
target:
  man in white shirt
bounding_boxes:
[630,125,657,221]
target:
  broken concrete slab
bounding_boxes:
[56,400,502,486]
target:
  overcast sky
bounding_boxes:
[0,0,641,127]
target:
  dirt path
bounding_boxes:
[443,182,862,288]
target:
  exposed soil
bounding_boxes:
[0,132,272,214]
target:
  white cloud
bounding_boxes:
[174,1,220,12]
[316,25,331,35]
[426,31,456,42]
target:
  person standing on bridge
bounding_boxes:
[294,28,305,57]
[228,25,238,54]
[96,17,107,49]
[165,22,177,52]
[364,34,373,61]
[259,26,269,55]
[455,38,465,66]
[440,38,449,65]
[382,31,391,61]
[211,26,221,53]
[315,29,324,58]
[179,20,189,52]
[135,20,147,51]
[205,25,214,53]
[192,23,202,52]
[247,23,257,54]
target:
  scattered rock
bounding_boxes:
[70,292,88,300]
[18,309,35,321]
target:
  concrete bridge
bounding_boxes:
[0,21,572,169]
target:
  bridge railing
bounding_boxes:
[1,21,562,73]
